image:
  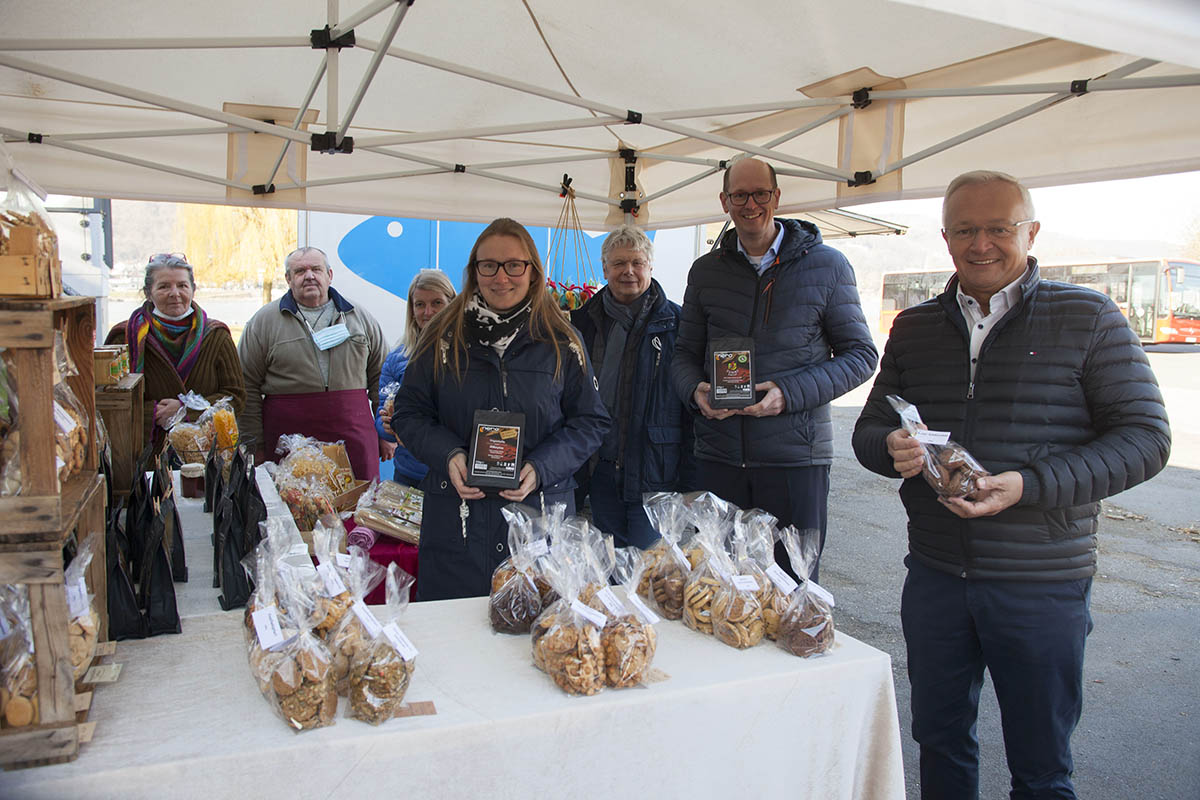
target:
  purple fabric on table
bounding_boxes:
[348,525,378,550]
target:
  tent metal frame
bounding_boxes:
[1,0,1198,224]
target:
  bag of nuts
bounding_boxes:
[326,548,391,696]
[489,504,551,634]
[641,492,694,620]
[0,585,39,728]
[605,548,659,687]
[64,532,101,680]
[776,526,836,658]
[531,541,607,696]
[886,395,990,499]
[346,563,418,725]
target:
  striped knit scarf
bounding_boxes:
[127,301,208,381]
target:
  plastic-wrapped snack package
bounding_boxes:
[52,380,89,484]
[63,533,101,680]
[489,504,550,634]
[573,519,616,617]
[641,492,694,620]
[776,526,836,658]
[276,474,337,532]
[327,550,393,695]
[347,563,418,725]
[732,508,786,640]
[379,381,401,430]
[275,433,341,491]
[166,408,211,466]
[604,548,659,688]
[310,522,358,637]
[0,586,39,728]
[530,551,607,696]
[886,395,990,499]
[353,479,422,545]
[198,395,240,452]
[707,537,766,650]
[681,492,735,637]
[251,566,338,732]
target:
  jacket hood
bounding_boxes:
[716,217,823,263]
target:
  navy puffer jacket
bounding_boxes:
[852,261,1171,581]
[671,219,878,467]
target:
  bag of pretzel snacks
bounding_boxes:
[640,492,694,620]
[489,504,550,634]
[886,395,990,499]
[346,563,418,725]
[681,492,736,637]
[605,548,659,687]
[0,586,38,728]
[776,526,836,657]
[326,547,388,695]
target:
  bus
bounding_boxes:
[879,258,1200,344]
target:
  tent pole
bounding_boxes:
[0,54,311,144]
[472,153,613,170]
[358,37,851,180]
[357,116,624,147]
[326,0,340,135]
[331,0,401,38]
[290,166,445,189]
[263,60,329,189]
[765,107,851,147]
[869,74,1197,100]
[1,126,234,143]
[0,36,307,51]
[336,0,411,142]
[642,167,721,204]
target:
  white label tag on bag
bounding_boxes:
[527,538,549,558]
[315,562,348,597]
[670,543,690,569]
[570,598,607,627]
[596,586,627,616]
[53,401,78,434]
[731,574,759,592]
[914,429,951,446]
[382,623,419,661]
[351,600,383,639]
[765,563,800,595]
[66,577,89,619]
[335,553,352,569]
[251,605,285,650]
[628,592,661,625]
[806,580,836,608]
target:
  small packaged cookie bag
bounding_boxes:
[681,492,735,637]
[0,586,39,728]
[346,563,418,725]
[604,548,659,688]
[733,508,786,640]
[531,544,607,696]
[327,547,389,696]
[275,434,340,491]
[641,492,694,620]
[776,526,836,658]
[488,504,550,634]
[63,532,101,680]
[886,395,990,499]
[310,521,357,637]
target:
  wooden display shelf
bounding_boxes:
[95,372,145,498]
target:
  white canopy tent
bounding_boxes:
[1,0,1198,230]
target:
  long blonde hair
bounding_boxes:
[413,218,583,381]
[402,269,456,356]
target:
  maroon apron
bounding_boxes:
[262,388,381,482]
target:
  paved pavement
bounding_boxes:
[824,347,1200,800]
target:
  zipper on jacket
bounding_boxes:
[740,262,766,467]
[500,360,509,399]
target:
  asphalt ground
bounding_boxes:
[824,347,1200,799]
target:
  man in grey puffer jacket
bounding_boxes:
[672,157,878,581]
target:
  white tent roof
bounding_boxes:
[2,0,1198,230]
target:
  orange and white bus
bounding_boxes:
[879,258,1200,344]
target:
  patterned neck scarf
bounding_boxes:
[462,292,531,354]
[127,301,208,381]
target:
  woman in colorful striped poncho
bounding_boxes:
[105,253,246,453]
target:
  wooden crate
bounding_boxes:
[0,224,62,298]
[0,297,99,537]
[0,474,107,767]
[95,373,145,498]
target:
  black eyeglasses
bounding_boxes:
[148,252,190,267]
[476,259,531,277]
[725,189,775,206]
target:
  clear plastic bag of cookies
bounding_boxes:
[0,585,39,728]
[641,492,695,620]
[531,543,607,696]
[0,154,59,259]
[776,526,836,658]
[198,395,240,452]
[604,548,659,687]
[166,411,211,466]
[310,521,362,637]
[681,492,735,636]
[886,395,990,499]
[347,563,418,725]
[489,504,550,634]
[52,380,90,484]
[707,541,766,650]
[732,508,787,640]
[326,548,389,695]
[276,474,337,532]
[63,532,101,680]
[275,434,342,493]
[0,350,22,497]
[379,380,401,432]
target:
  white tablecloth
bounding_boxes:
[0,471,905,800]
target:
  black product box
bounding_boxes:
[709,337,756,409]
[467,410,526,490]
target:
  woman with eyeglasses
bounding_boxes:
[376,269,457,486]
[106,253,246,453]
[391,218,610,601]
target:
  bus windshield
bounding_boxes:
[1167,261,1200,320]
